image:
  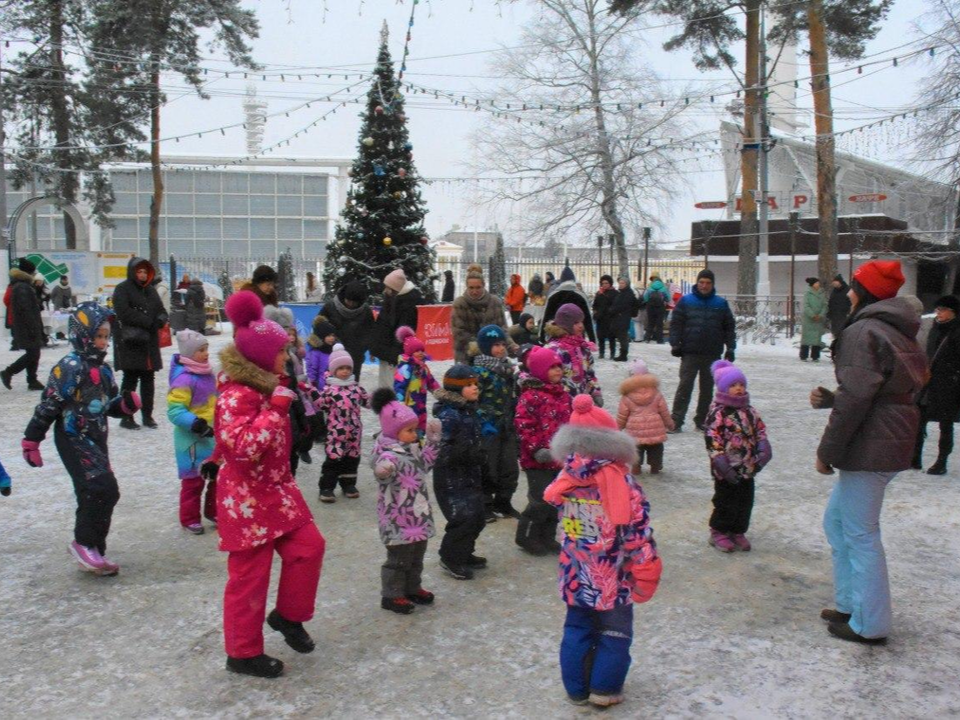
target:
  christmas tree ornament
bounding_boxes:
[398,168,407,178]
[419,237,428,245]
[404,143,413,151]
[347,168,354,177]
[374,165,385,176]
[375,105,384,115]
[362,137,374,147]
[383,237,393,246]
[393,191,403,199]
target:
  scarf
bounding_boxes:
[713,390,749,408]
[180,356,213,375]
[473,353,514,378]
[326,375,356,388]
[333,295,367,320]
[544,454,633,526]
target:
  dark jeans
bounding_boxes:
[510,310,522,324]
[560,603,634,699]
[56,431,120,553]
[6,347,41,384]
[481,432,520,508]
[800,345,822,361]
[381,540,427,598]
[319,454,361,493]
[709,478,755,535]
[434,483,485,565]
[120,369,156,420]
[671,354,717,429]
[598,335,616,358]
[516,468,558,550]
[915,410,954,462]
[637,443,664,471]
[645,307,665,343]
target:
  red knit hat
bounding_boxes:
[853,260,904,301]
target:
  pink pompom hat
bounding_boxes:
[225,290,289,371]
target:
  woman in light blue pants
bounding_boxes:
[822,470,897,639]
[811,260,927,645]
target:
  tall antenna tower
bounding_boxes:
[242,84,268,154]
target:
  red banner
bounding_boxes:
[417,304,453,361]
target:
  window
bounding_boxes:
[165,194,194,214]
[303,240,326,258]
[303,219,327,239]
[276,195,302,216]
[277,174,301,194]
[223,218,249,239]
[110,237,140,254]
[111,172,137,192]
[303,195,327,217]
[195,217,221,239]
[222,173,248,194]
[113,218,139,238]
[195,172,221,193]
[250,195,275,215]
[223,237,250,255]
[168,239,196,255]
[195,238,223,256]
[277,218,302,239]
[249,173,276,193]
[250,239,277,256]
[164,172,193,193]
[251,218,275,239]
[303,176,326,195]
[167,217,194,240]
[195,194,221,215]
[113,193,138,214]
[223,195,248,215]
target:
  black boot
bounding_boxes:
[0,368,11,390]
[927,455,948,475]
[226,653,284,678]
[515,517,548,555]
[911,450,923,470]
[119,416,141,430]
[267,609,315,653]
[27,379,45,391]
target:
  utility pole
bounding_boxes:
[738,0,762,297]
[0,38,8,256]
[757,5,772,297]
[789,211,798,337]
[642,226,651,286]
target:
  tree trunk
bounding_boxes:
[738,0,761,297]
[49,0,77,249]
[148,58,162,268]
[586,2,630,280]
[943,186,960,295]
[808,0,838,285]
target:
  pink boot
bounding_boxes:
[731,533,752,551]
[69,541,106,573]
[708,529,735,553]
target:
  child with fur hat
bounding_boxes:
[315,345,370,503]
[370,388,442,614]
[21,302,143,576]
[617,359,674,474]
[703,360,771,553]
[544,394,661,709]
[167,329,218,534]
[545,302,603,406]
[470,324,521,520]
[215,291,325,679]
[514,346,573,555]
[432,364,487,580]
[393,325,439,433]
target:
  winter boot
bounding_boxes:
[515,518,548,556]
[226,654,284,678]
[406,588,435,605]
[0,368,11,390]
[588,693,625,708]
[820,608,852,623]
[439,558,474,580]
[927,455,948,475]
[141,416,159,429]
[381,596,416,614]
[319,489,336,503]
[185,523,205,535]
[343,486,360,499]
[68,541,107,573]
[27,379,45,391]
[267,609,315,653]
[731,533,751,551]
[708,529,736,553]
[911,448,923,470]
[119,416,140,430]
[98,554,120,577]
[827,621,887,645]
[465,554,488,569]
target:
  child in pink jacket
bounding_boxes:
[616,359,674,474]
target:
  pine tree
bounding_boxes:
[488,234,507,298]
[277,249,296,302]
[322,23,436,303]
[217,269,234,302]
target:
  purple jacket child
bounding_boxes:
[305,316,337,390]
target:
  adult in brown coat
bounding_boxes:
[810,260,926,646]
[240,265,279,308]
[451,264,516,363]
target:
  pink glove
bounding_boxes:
[21,439,43,468]
[425,419,442,444]
[374,460,397,479]
[270,386,298,412]
[121,390,142,415]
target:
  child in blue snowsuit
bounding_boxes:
[0,457,11,496]
[21,302,141,576]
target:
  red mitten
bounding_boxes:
[629,555,662,604]
[270,386,297,413]
[21,439,43,468]
[121,390,142,415]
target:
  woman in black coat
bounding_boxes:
[1,258,45,390]
[592,274,618,359]
[321,280,375,381]
[913,295,960,474]
[441,270,455,303]
[112,257,168,429]
[609,278,637,362]
[185,277,206,334]
[827,274,852,337]
[371,268,423,388]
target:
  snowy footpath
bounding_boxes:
[1,334,959,719]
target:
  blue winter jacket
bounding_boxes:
[669,288,736,358]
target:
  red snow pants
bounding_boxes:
[179,476,217,527]
[223,522,326,659]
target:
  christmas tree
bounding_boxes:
[277,249,297,302]
[322,22,436,302]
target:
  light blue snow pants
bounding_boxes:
[822,469,897,639]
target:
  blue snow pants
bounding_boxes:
[560,603,633,700]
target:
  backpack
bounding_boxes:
[647,290,665,310]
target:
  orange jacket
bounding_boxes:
[504,275,527,312]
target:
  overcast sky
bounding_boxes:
[86,0,935,250]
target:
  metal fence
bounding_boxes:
[164,255,324,301]
[727,295,802,344]
[434,257,704,298]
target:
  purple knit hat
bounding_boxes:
[554,303,584,333]
[370,388,419,440]
[225,290,289,371]
[711,359,747,393]
[328,343,353,372]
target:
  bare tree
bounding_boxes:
[472,0,701,280]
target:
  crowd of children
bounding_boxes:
[13,295,774,706]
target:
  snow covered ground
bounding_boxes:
[1,332,959,719]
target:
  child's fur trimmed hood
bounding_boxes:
[219,344,279,395]
[619,373,658,395]
[432,387,475,408]
[550,423,637,465]
[544,321,568,339]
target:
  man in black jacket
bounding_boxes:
[609,277,637,361]
[2,258,45,390]
[827,274,852,337]
[669,269,736,431]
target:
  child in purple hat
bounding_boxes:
[703,360,772,553]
